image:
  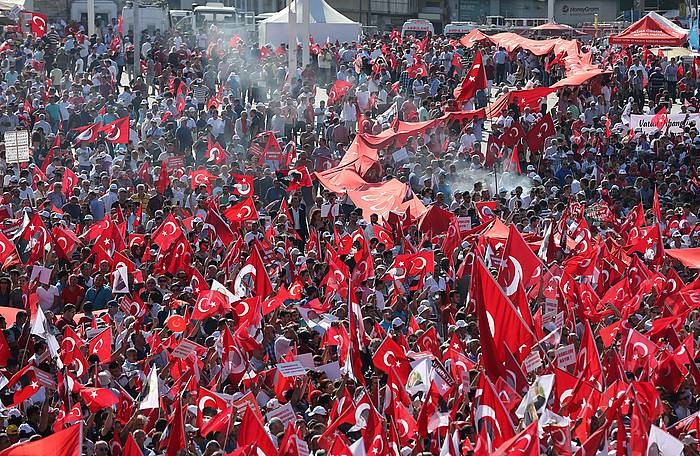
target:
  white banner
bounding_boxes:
[629,113,700,134]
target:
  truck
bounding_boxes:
[401,19,434,37]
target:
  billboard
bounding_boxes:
[554,0,618,24]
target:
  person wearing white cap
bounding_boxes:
[99,183,119,211]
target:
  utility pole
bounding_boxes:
[288,0,297,83]
[88,0,96,36]
[547,0,554,23]
[133,0,141,77]
[302,0,310,68]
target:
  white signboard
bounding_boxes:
[629,113,700,134]
[276,361,307,378]
[4,130,30,164]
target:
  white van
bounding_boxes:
[444,22,478,36]
[401,19,434,37]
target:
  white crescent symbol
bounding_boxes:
[57,236,68,251]
[602,269,610,283]
[412,256,427,271]
[93,339,104,354]
[504,256,523,296]
[540,123,549,133]
[198,396,217,411]
[383,350,396,367]
[106,125,120,140]
[176,242,186,256]
[668,279,678,293]
[0,241,7,255]
[579,258,592,268]
[531,266,541,279]
[371,435,384,453]
[355,403,370,427]
[289,284,301,296]
[236,300,250,317]
[475,405,502,435]
[485,310,496,337]
[193,173,207,185]
[73,358,85,377]
[63,336,76,354]
[563,281,571,295]
[396,419,409,437]
[228,345,246,374]
[234,182,250,196]
[163,221,178,237]
[551,428,567,446]
[32,16,46,29]
[77,127,94,141]
[234,264,257,297]
[629,227,640,242]
[513,434,532,449]
[633,342,649,357]
[197,296,214,314]
[559,388,574,405]
[239,205,252,219]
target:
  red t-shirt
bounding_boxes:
[60,285,85,307]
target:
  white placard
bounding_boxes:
[294,353,315,370]
[276,361,307,378]
[630,113,700,134]
[554,311,564,329]
[266,402,296,427]
[313,361,341,380]
[556,344,577,369]
[29,265,52,285]
[4,130,30,164]
[172,339,203,359]
[392,148,409,163]
[457,216,472,232]
[544,298,558,316]
[522,350,542,373]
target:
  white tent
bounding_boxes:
[258,0,360,47]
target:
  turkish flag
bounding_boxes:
[491,421,539,455]
[79,387,119,412]
[151,214,183,250]
[165,398,186,456]
[61,167,79,198]
[156,160,169,194]
[207,140,226,164]
[73,122,101,143]
[501,122,526,148]
[372,336,412,383]
[204,209,235,245]
[327,80,353,105]
[223,196,258,223]
[0,230,19,267]
[53,403,83,433]
[391,251,434,278]
[651,106,668,129]
[88,327,112,363]
[196,387,229,429]
[102,117,130,144]
[190,169,216,190]
[524,113,555,151]
[234,246,273,299]
[231,174,254,196]
[476,376,516,448]
[192,289,228,320]
[29,12,48,37]
[285,166,313,192]
[237,406,277,456]
[497,224,543,295]
[453,51,486,102]
[0,423,80,455]
[475,201,497,223]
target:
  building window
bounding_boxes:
[369,0,410,14]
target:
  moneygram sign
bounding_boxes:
[556,0,617,23]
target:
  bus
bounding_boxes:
[444,22,478,36]
[172,3,255,39]
[401,19,434,37]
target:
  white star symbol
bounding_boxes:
[90,391,98,398]
[468,76,475,82]
[30,381,39,389]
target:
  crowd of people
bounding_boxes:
[0,11,695,456]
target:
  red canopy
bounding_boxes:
[609,12,688,46]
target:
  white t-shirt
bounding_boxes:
[36,285,59,312]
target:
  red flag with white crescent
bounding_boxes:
[102,117,130,144]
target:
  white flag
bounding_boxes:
[139,368,160,410]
